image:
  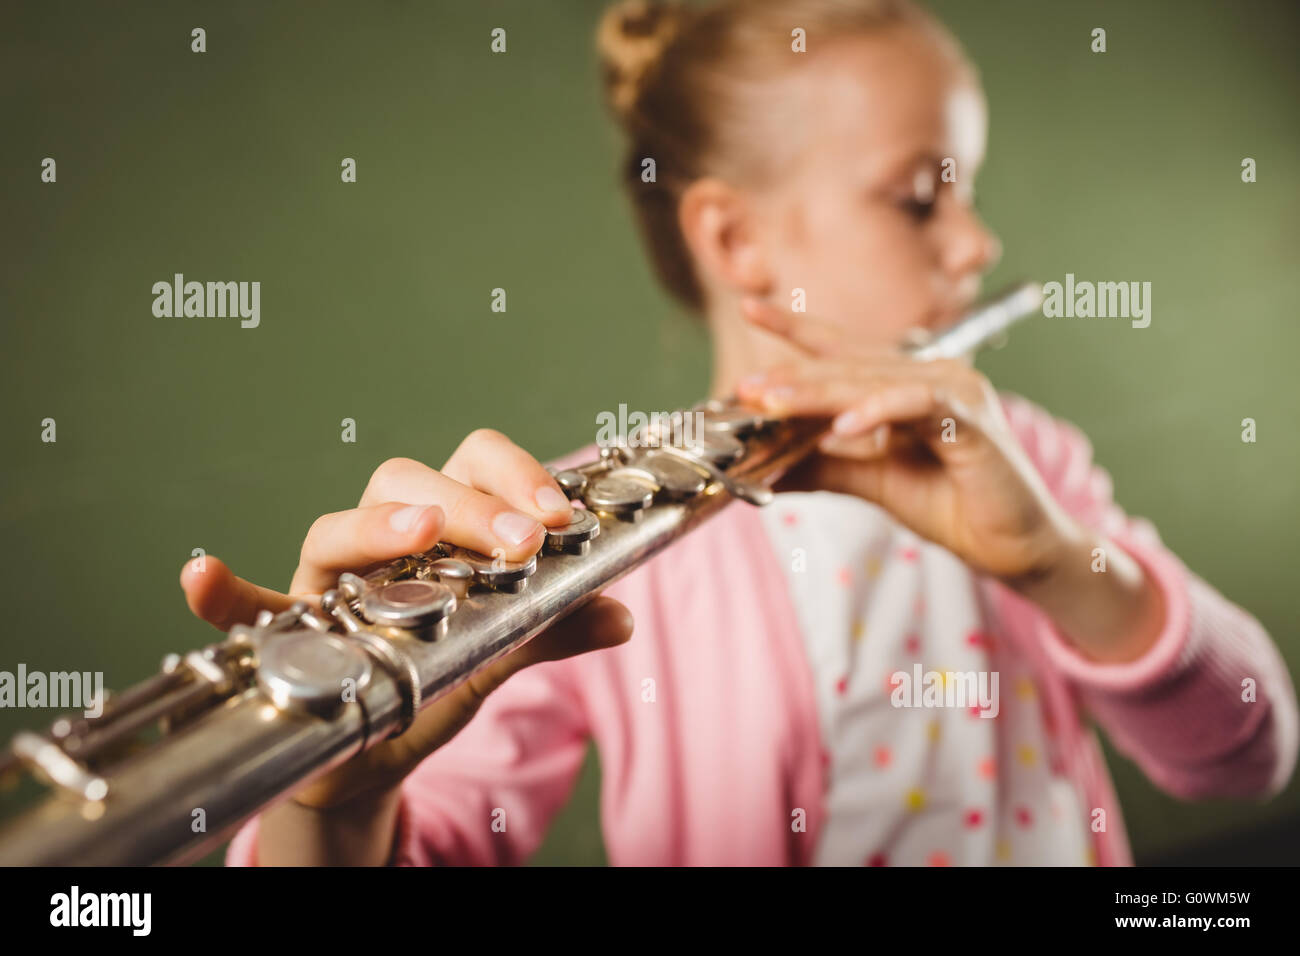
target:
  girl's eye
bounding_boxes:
[900,196,937,222]
[898,166,939,222]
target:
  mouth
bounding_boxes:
[899,287,980,353]
[929,281,982,331]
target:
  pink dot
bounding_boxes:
[820,748,831,768]
[899,547,920,562]
[904,633,921,655]
[866,852,888,867]
[835,675,848,696]
[963,808,985,828]
[836,566,853,587]
[928,851,952,867]
[782,512,799,527]
[977,757,997,779]
[873,745,892,768]
[1015,806,1034,828]
[966,630,996,652]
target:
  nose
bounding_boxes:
[941,203,1001,278]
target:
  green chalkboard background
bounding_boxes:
[1,0,1296,865]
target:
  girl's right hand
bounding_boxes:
[179,428,633,810]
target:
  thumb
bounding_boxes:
[497,595,633,672]
[179,555,298,631]
[470,595,633,697]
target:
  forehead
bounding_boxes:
[782,26,986,179]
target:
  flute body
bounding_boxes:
[0,282,1042,866]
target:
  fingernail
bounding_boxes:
[390,504,431,534]
[832,409,866,435]
[493,510,542,547]
[535,485,571,513]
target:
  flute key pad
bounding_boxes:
[545,508,601,554]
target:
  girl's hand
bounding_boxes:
[736,297,1084,585]
[179,428,633,810]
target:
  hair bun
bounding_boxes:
[597,0,688,123]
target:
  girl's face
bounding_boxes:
[747,26,1001,349]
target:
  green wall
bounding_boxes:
[1,0,1296,865]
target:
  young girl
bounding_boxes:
[187,0,1297,866]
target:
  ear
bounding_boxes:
[677,177,774,298]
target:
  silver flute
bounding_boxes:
[0,281,1043,866]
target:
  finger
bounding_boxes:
[817,423,892,460]
[361,457,547,562]
[746,374,938,424]
[490,596,633,673]
[740,297,851,358]
[827,381,941,434]
[179,555,297,631]
[293,502,446,595]
[440,428,574,526]
[774,452,892,505]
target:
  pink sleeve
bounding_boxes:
[1001,394,1299,800]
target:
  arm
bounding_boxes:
[999,394,1299,800]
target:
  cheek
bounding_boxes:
[777,199,940,340]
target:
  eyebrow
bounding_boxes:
[857,149,943,192]
[878,150,944,181]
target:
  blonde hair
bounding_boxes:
[596,0,958,312]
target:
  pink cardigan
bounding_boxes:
[228,395,1298,865]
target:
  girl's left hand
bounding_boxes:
[736,297,1084,586]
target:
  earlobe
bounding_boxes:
[678,177,774,297]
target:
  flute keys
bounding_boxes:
[445,546,537,593]
[680,431,745,468]
[583,469,657,521]
[548,468,588,499]
[256,631,373,718]
[426,557,474,599]
[544,508,601,555]
[359,579,457,639]
[634,449,708,500]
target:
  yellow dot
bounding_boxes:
[1085,845,1098,867]
[996,839,1013,862]
[853,620,867,641]
[1015,676,1036,700]
[927,719,942,742]
[1016,744,1038,767]
[865,556,882,579]
[905,788,927,812]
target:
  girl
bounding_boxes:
[187,0,1297,865]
